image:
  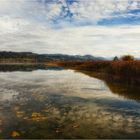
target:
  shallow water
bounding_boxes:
[0,69,140,139]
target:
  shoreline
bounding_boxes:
[56,60,140,86]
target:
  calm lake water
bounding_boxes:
[0,68,140,139]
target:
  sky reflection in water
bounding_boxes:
[0,69,140,139]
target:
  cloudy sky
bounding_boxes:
[0,0,140,57]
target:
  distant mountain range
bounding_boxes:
[41,54,105,61]
[0,51,105,62]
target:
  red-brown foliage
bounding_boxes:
[121,55,134,61]
[58,60,140,85]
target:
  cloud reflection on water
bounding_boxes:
[0,69,140,138]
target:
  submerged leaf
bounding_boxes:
[11,131,20,137]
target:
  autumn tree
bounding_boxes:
[121,55,134,61]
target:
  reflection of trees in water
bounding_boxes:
[79,70,140,102]
[0,65,63,72]
[106,82,140,101]
[1,64,139,102]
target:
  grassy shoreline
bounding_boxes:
[0,60,140,86]
[57,60,140,86]
[0,60,139,99]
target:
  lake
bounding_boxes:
[0,67,140,139]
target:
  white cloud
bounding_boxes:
[0,0,139,25]
[0,0,140,57]
[0,16,29,34]
[0,23,140,57]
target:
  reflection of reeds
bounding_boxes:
[0,64,47,72]
[58,60,140,85]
